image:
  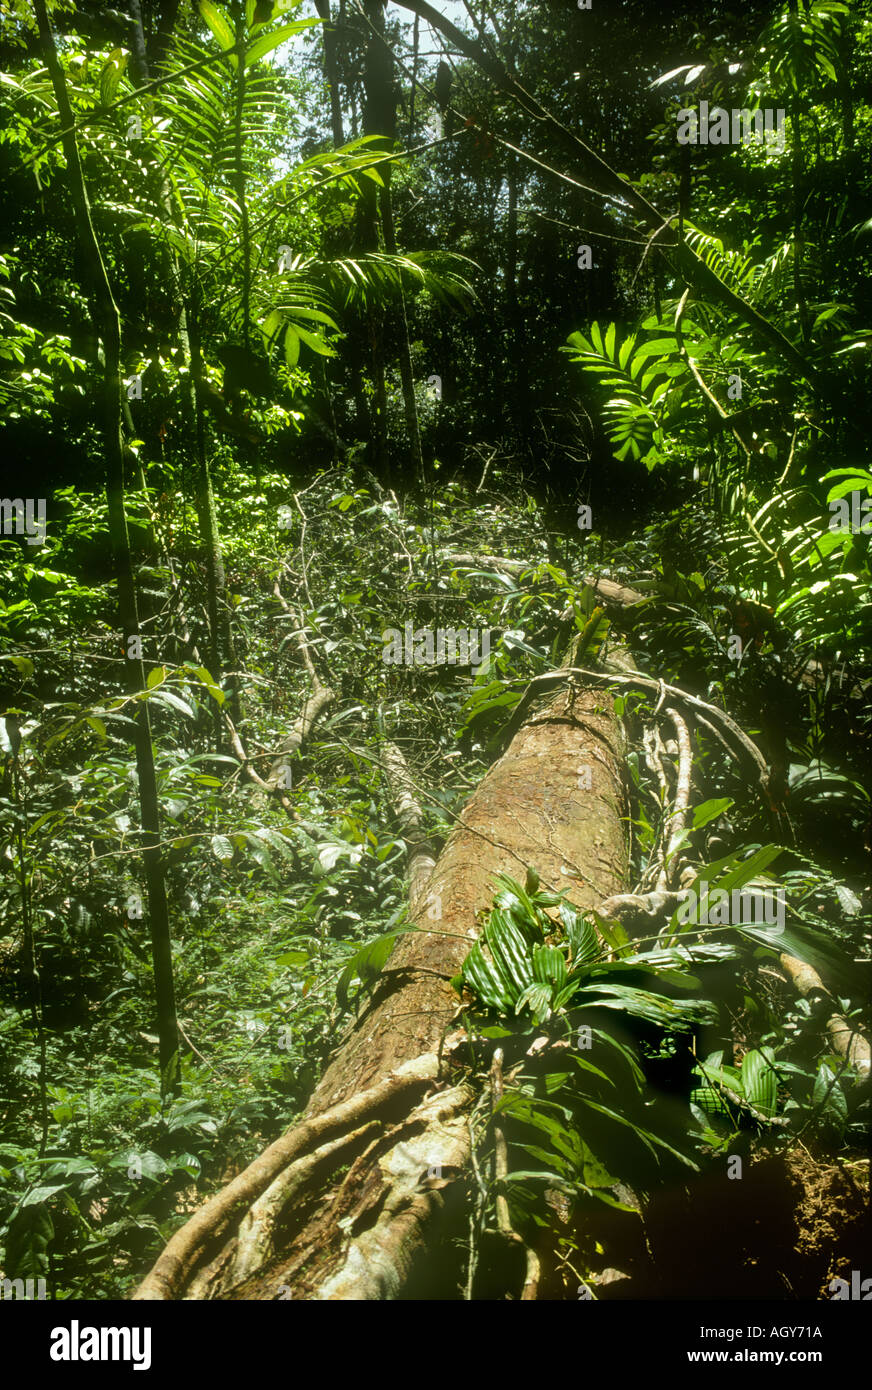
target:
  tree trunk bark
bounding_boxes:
[34,0,180,1093]
[133,673,627,1299]
[359,0,391,478]
[313,0,346,149]
[362,0,425,485]
[187,295,238,729]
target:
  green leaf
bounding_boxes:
[245,18,321,66]
[4,1202,54,1282]
[149,689,196,719]
[284,326,300,366]
[199,0,236,51]
[193,665,225,706]
[691,798,733,830]
[563,906,601,966]
[812,1062,848,1134]
[276,950,308,966]
[515,981,554,1023]
[336,932,400,1012]
[462,941,513,1011]
[578,1096,698,1169]
[99,49,128,106]
[532,944,567,989]
[577,982,715,1029]
[210,834,234,862]
[741,1049,778,1117]
[591,910,631,954]
[292,323,337,357]
[241,831,274,872]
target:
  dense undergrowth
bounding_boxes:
[1,0,871,1300]
[1,461,869,1295]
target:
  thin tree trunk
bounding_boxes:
[314,0,345,148]
[788,2,810,344]
[34,0,180,1093]
[381,189,425,486]
[408,12,419,141]
[392,0,819,388]
[360,0,391,478]
[144,0,181,69]
[505,153,525,437]
[187,297,238,729]
[366,0,425,485]
[126,2,238,732]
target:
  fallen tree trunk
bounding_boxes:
[133,674,628,1300]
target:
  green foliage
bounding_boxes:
[563,321,680,466]
[457,871,716,1031]
[1,0,871,1302]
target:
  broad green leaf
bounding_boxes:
[276,950,308,966]
[336,932,400,1012]
[741,1049,778,1117]
[3,1202,54,1281]
[245,18,321,66]
[812,1062,848,1135]
[99,49,128,106]
[149,689,195,719]
[284,326,300,366]
[292,322,337,357]
[199,1,236,51]
[691,798,733,830]
[210,834,234,862]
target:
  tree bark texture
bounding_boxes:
[133,678,627,1298]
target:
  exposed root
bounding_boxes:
[596,889,684,942]
[779,953,871,1074]
[308,1083,474,1299]
[131,1052,441,1299]
[205,1121,381,1294]
[659,705,692,889]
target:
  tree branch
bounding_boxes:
[392,0,819,386]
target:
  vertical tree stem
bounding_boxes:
[34,0,180,1093]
